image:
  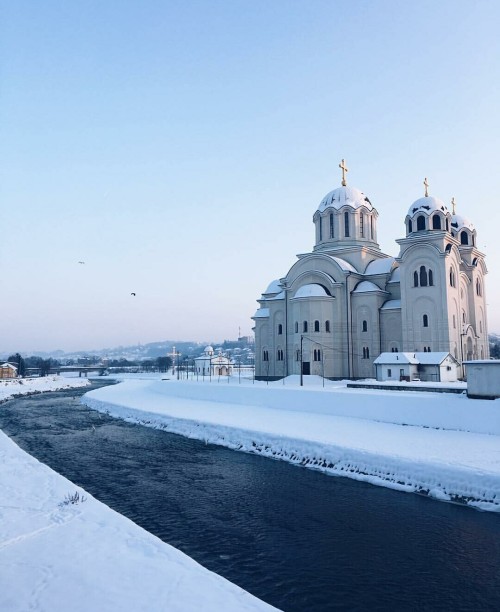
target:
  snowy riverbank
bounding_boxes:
[83,375,500,512]
[0,377,277,611]
[0,375,90,402]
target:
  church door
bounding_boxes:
[302,362,310,375]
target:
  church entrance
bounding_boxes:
[302,362,310,375]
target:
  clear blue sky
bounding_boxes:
[1,0,499,353]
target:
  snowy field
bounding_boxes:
[0,374,90,403]
[0,377,276,612]
[83,374,500,512]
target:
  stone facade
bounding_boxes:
[252,180,489,380]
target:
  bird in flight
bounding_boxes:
[131,292,136,296]
[78,261,85,264]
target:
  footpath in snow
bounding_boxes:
[0,377,277,612]
[83,374,500,512]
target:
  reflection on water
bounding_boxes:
[2,385,500,611]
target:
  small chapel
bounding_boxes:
[252,161,489,380]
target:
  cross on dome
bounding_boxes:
[423,177,429,197]
[339,159,349,186]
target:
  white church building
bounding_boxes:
[252,162,489,380]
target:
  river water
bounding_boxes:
[1,383,500,611]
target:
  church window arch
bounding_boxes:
[462,310,466,323]
[325,320,331,333]
[417,215,426,231]
[277,349,284,361]
[314,320,320,332]
[428,269,434,286]
[344,212,350,237]
[476,278,482,296]
[446,218,450,232]
[472,234,475,246]
[295,321,298,333]
[432,214,442,230]
[460,231,469,245]
[362,347,370,359]
[277,323,283,335]
[370,216,374,239]
[330,213,334,238]
[449,267,456,287]
[413,271,419,287]
[420,266,428,287]
[296,349,300,361]
[445,244,452,254]
[319,217,323,241]
[362,320,368,332]
[263,350,269,362]
[303,321,308,333]
[360,213,364,237]
[313,349,321,362]
[408,219,413,234]
[423,314,429,327]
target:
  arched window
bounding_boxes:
[277,324,283,335]
[446,218,450,232]
[417,215,426,231]
[329,213,334,238]
[408,219,413,233]
[313,349,321,362]
[314,320,320,332]
[420,265,428,287]
[360,213,364,237]
[370,216,374,239]
[414,271,419,287]
[449,267,456,287]
[296,350,300,361]
[462,311,466,323]
[445,243,452,253]
[362,320,368,332]
[476,278,482,296]
[277,349,284,361]
[428,269,433,286]
[319,217,323,241]
[344,212,350,237]
[432,215,441,230]
[423,314,429,327]
[362,347,366,359]
[366,347,370,359]
[325,320,331,333]
[263,350,269,362]
[460,231,468,245]
[295,321,298,333]
[303,321,308,333]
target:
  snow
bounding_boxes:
[381,299,401,310]
[252,307,270,318]
[364,257,395,275]
[407,195,448,217]
[0,377,277,612]
[318,185,373,212]
[82,375,500,512]
[352,280,382,293]
[328,256,357,272]
[262,279,282,295]
[373,352,451,365]
[292,284,330,298]
[0,375,90,403]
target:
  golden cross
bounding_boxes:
[339,159,349,186]
[451,197,456,215]
[423,177,429,197]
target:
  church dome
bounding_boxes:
[318,186,373,213]
[451,214,475,232]
[407,196,448,218]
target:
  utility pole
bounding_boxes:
[300,335,304,387]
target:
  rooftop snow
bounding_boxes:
[317,185,373,213]
[293,284,330,299]
[364,258,395,275]
[353,281,382,293]
[328,256,358,273]
[381,299,401,310]
[388,267,401,283]
[252,308,270,318]
[263,279,282,295]
[407,195,448,218]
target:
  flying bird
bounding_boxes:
[131,292,136,296]
[78,261,85,264]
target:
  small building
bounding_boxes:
[0,363,18,379]
[374,352,459,382]
[464,360,500,399]
[194,346,233,377]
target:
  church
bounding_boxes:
[252,161,489,380]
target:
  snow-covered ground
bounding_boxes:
[83,374,500,512]
[0,374,90,403]
[0,377,277,612]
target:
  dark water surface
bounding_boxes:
[1,383,500,611]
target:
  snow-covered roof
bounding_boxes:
[451,214,475,233]
[262,279,282,295]
[364,257,395,275]
[292,284,331,299]
[1,363,17,370]
[317,185,373,213]
[381,299,401,310]
[374,351,453,365]
[407,196,448,218]
[268,290,285,301]
[388,267,401,283]
[353,281,382,293]
[374,353,419,365]
[328,256,358,273]
[252,308,270,318]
